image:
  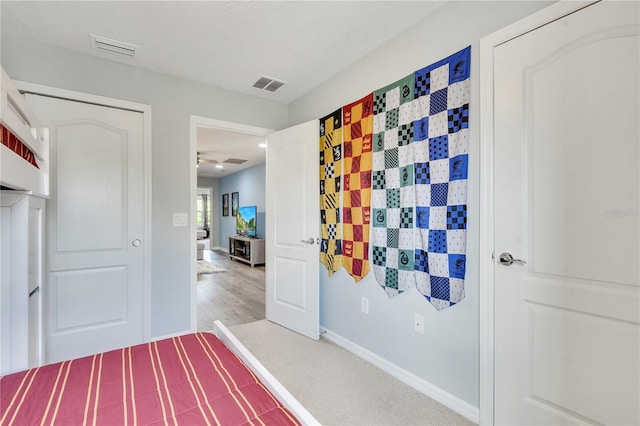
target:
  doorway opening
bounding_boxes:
[189,116,273,331]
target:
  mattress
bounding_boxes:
[0,332,300,425]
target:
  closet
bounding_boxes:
[0,67,49,374]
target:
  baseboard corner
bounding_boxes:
[321,327,479,424]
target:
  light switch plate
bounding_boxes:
[173,213,188,227]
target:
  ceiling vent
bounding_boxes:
[224,158,248,164]
[252,76,287,93]
[90,34,138,57]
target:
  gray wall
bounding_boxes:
[289,1,553,407]
[1,35,289,338]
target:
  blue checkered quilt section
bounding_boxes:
[413,46,470,310]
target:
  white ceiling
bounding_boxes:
[196,127,266,178]
[1,0,447,178]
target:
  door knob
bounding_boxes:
[300,238,315,245]
[499,252,526,266]
[132,239,141,247]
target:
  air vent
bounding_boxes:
[90,34,138,57]
[252,76,287,93]
[224,158,248,164]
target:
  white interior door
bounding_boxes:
[266,120,320,340]
[26,94,147,363]
[494,2,639,425]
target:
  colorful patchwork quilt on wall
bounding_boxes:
[342,94,374,282]
[413,46,471,310]
[372,74,416,297]
[319,109,343,276]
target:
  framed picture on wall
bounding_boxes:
[222,193,229,217]
[231,192,239,216]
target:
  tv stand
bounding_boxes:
[228,236,265,267]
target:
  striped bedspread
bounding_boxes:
[0,333,300,425]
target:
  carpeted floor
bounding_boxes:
[229,320,474,426]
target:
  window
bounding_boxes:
[196,188,212,230]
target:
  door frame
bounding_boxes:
[478,1,597,424]
[13,80,153,342]
[188,115,273,331]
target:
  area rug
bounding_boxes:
[197,260,225,275]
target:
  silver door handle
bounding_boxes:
[132,239,141,247]
[499,252,526,266]
[300,238,315,245]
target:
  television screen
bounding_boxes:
[236,205,257,237]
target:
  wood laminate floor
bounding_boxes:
[197,249,265,331]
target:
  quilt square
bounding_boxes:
[448,104,469,133]
[415,162,430,185]
[414,249,429,273]
[387,228,399,248]
[400,165,414,188]
[431,183,449,206]
[398,124,413,146]
[374,92,386,114]
[448,48,471,84]
[428,230,447,253]
[399,207,413,228]
[448,254,466,279]
[386,188,401,208]
[372,170,385,189]
[446,205,467,230]
[446,229,467,255]
[430,276,450,301]
[414,117,429,143]
[373,246,386,266]
[416,206,430,229]
[414,184,431,207]
[398,249,414,271]
[429,65,449,92]
[385,268,399,289]
[447,129,469,157]
[428,110,448,139]
[415,71,431,97]
[430,88,448,115]
[429,135,449,160]
[361,170,372,189]
[385,108,399,130]
[384,147,399,169]
[372,208,387,227]
[427,253,449,277]
[449,154,468,181]
[428,206,447,229]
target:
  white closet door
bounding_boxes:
[26,94,147,363]
[493,2,639,424]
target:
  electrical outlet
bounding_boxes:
[414,314,424,334]
[361,297,369,315]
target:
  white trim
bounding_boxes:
[478,2,597,424]
[322,327,479,424]
[189,115,274,332]
[13,80,153,343]
[213,320,320,426]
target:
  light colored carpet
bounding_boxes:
[229,320,474,426]
[197,260,225,275]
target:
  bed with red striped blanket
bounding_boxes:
[0,331,305,425]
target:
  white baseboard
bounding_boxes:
[213,246,228,253]
[321,327,479,424]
